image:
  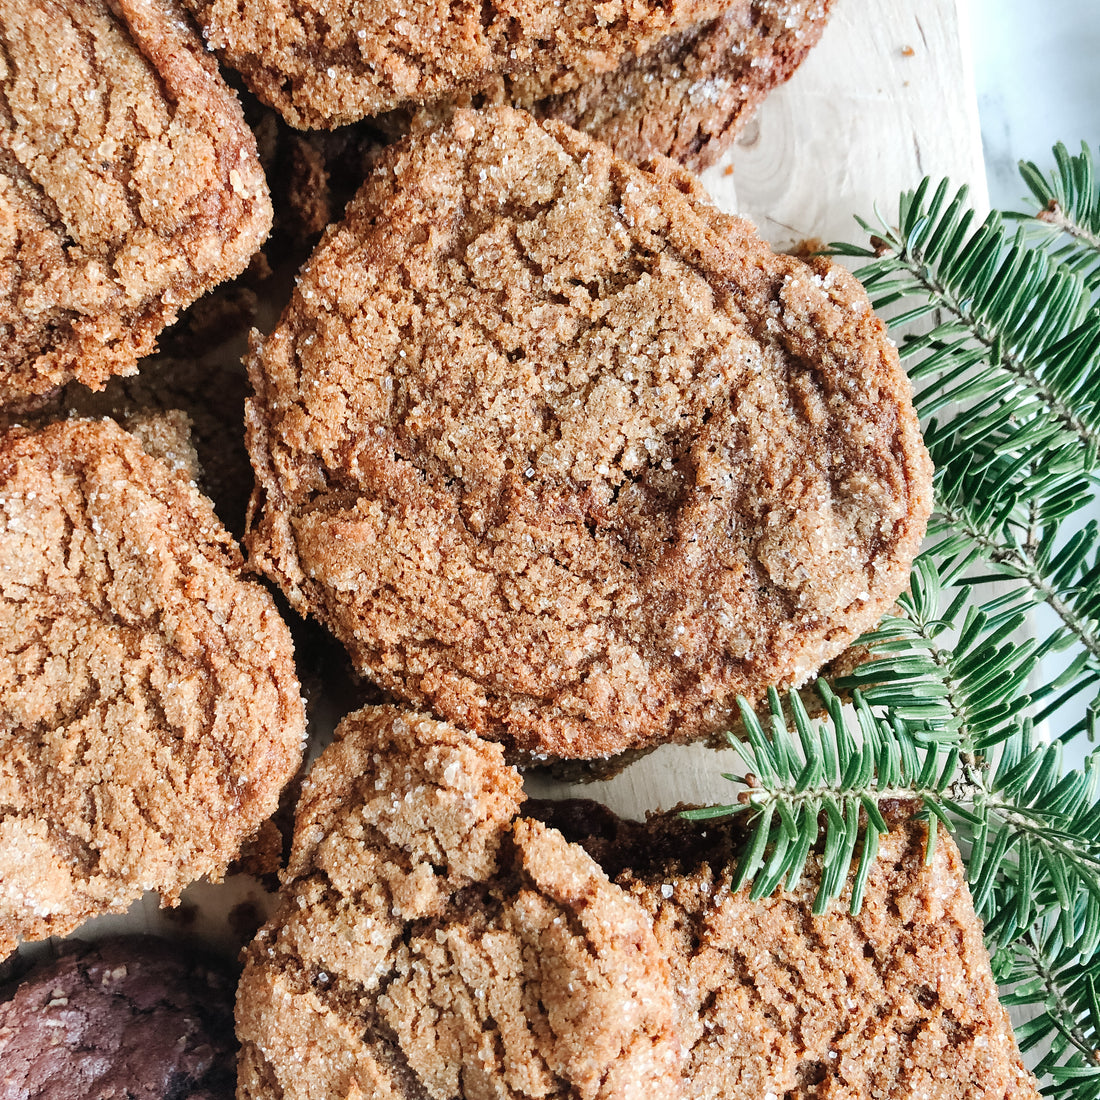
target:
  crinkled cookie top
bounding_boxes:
[185,0,729,128]
[0,417,304,956]
[246,107,932,759]
[0,0,270,400]
[236,704,686,1100]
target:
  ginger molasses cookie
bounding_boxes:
[0,0,271,401]
[183,0,733,129]
[235,705,686,1100]
[0,936,238,1100]
[184,0,828,165]
[0,417,305,957]
[246,107,932,760]
[527,0,831,171]
[530,801,1040,1100]
[238,705,1038,1100]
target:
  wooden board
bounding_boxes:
[708,0,989,242]
[527,0,989,817]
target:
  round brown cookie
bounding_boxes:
[236,705,686,1100]
[182,0,729,129]
[528,800,1041,1100]
[0,0,271,402]
[246,106,932,759]
[525,0,832,171]
[0,935,238,1100]
[0,417,305,957]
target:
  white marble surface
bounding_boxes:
[968,0,1100,209]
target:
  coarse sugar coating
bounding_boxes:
[529,799,1041,1100]
[0,935,238,1100]
[246,107,933,759]
[186,0,829,172]
[236,702,1039,1100]
[0,0,271,402]
[184,0,731,129]
[235,704,686,1100]
[520,0,832,170]
[0,353,255,535]
[0,417,305,957]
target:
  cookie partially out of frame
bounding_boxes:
[184,0,828,171]
[236,706,686,1100]
[0,936,238,1100]
[530,800,1041,1100]
[246,107,932,759]
[0,417,305,957]
[0,0,271,401]
[183,0,737,129]
[525,0,831,171]
[237,703,1039,1100]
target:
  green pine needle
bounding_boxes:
[1013,141,1100,293]
[682,680,952,915]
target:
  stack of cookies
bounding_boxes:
[0,2,1039,1098]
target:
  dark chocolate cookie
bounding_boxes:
[0,936,237,1100]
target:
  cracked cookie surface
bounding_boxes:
[185,0,828,172]
[235,705,685,1100]
[246,107,932,759]
[238,709,1039,1100]
[185,0,731,129]
[0,0,271,401]
[525,0,831,171]
[0,417,304,956]
[530,800,1041,1100]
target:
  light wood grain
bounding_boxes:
[707,0,989,242]
[527,0,989,816]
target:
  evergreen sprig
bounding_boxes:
[1001,910,1100,1100]
[696,142,1100,1099]
[830,178,1100,454]
[829,148,1100,733]
[835,554,1047,750]
[682,680,955,915]
[697,591,1100,946]
[1014,142,1100,292]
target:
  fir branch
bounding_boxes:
[831,179,1100,452]
[1013,142,1100,293]
[1000,913,1100,1100]
[699,601,1100,946]
[835,554,1046,751]
[929,488,1100,698]
[833,168,1100,726]
[961,737,1100,951]
[682,680,955,915]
